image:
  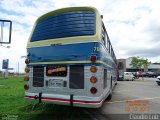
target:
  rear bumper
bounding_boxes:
[24,92,103,108]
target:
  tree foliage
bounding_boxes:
[130,56,151,69]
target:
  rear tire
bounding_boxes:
[106,93,112,100]
[115,82,117,85]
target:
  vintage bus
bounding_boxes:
[24,7,117,108]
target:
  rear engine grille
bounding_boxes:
[33,66,44,87]
[69,65,84,89]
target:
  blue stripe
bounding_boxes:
[28,42,116,69]
[28,42,97,63]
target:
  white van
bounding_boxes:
[123,72,135,81]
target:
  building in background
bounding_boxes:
[117,57,160,77]
[117,59,126,77]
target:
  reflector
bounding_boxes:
[24,76,29,81]
[90,66,97,73]
[25,67,29,73]
[90,76,97,83]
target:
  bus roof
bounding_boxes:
[37,7,99,23]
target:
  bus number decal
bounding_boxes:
[94,47,100,52]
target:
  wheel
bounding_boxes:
[106,93,112,100]
[115,82,118,85]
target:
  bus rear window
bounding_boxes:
[30,11,95,42]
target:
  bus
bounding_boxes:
[24,7,117,108]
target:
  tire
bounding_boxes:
[106,93,112,100]
[115,82,118,85]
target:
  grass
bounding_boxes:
[0,77,90,120]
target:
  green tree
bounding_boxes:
[130,56,151,70]
[141,58,151,71]
[130,56,151,79]
[130,56,142,69]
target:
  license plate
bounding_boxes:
[49,79,63,87]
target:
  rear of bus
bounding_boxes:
[24,7,108,108]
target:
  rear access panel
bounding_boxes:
[69,65,84,89]
[33,66,44,87]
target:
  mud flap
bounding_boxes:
[34,92,42,103]
[70,94,73,107]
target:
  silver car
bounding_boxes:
[156,76,160,85]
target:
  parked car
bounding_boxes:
[153,72,160,77]
[123,72,135,81]
[141,71,157,78]
[156,76,160,85]
[118,75,124,81]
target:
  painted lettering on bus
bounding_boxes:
[94,47,100,52]
[48,67,66,74]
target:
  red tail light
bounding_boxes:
[24,84,29,90]
[90,55,97,62]
[90,87,97,94]
[25,59,30,64]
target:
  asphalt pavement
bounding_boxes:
[86,78,160,120]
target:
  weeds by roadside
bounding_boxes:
[0,77,90,120]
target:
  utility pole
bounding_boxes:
[18,62,19,76]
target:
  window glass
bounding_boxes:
[31,11,95,42]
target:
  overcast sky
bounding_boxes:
[0,0,160,72]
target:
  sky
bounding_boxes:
[0,0,160,73]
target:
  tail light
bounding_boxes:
[25,59,30,64]
[90,66,97,73]
[90,87,97,94]
[24,76,29,81]
[24,84,29,90]
[90,55,97,62]
[25,67,29,73]
[90,76,97,83]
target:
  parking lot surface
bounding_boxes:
[87,78,160,120]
